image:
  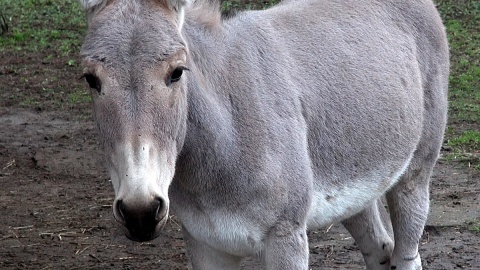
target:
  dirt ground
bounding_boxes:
[1,39,479,270]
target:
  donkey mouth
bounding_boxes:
[122,216,168,242]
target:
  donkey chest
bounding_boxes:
[175,205,265,256]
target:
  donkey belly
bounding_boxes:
[306,152,415,229]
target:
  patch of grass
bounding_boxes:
[19,97,39,106]
[436,0,480,169]
[0,0,86,55]
[470,226,480,233]
[0,0,90,112]
[68,89,92,104]
[448,130,480,150]
[467,219,480,233]
[444,130,480,169]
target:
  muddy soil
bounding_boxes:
[1,37,479,270]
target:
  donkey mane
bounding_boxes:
[79,0,221,28]
[185,0,221,29]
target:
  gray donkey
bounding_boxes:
[77,0,449,269]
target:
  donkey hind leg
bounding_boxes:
[342,199,394,270]
[263,221,309,270]
[182,227,242,270]
[386,152,438,270]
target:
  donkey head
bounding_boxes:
[78,0,191,241]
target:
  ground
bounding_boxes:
[0,0,479,269]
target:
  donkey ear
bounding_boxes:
[166,0,193,12]
[77,0,105,10]
[164,0,193,30]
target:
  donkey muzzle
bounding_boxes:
[114,197,168,242]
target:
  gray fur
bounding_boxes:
[78,0,449,269]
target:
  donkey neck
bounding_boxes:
[174,22,239,188]
[174,15,280,194]
[184,21,234,143]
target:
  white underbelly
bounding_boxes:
[306,154,413,229]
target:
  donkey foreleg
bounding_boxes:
[263,220,309,270]
[342,199,394,270]
[182,227,242,270]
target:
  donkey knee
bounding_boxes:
[381,241,394,253]
[263,221,309,270]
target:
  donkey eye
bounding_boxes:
[166,67,188,86]
[83,74,101,93]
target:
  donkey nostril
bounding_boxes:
[154,197,167,222]
[115,199,126,223]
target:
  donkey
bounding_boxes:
[77,0,449,269]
